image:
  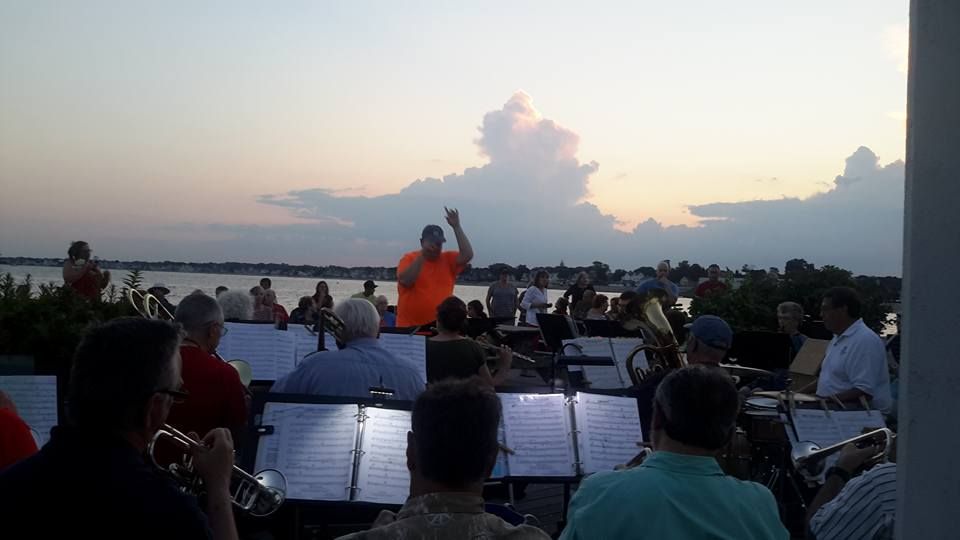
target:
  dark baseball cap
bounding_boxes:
[687,315,733,350]
[421,224,446,244]
[363,280,377,289]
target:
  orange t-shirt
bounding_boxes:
[396,250,464,327]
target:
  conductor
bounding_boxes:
[396,208,474,327]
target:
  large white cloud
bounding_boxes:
[247,93,903,274]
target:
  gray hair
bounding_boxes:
[777,301,804,320]
[335,299,381,342]
[218,290,253,320]
[375,295,389,305]
[175,293,223,334]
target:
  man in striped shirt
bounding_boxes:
[807,442,897,539]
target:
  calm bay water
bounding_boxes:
[0,264,577,310]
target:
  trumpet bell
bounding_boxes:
[237,468,286,517]
[790,441,825,477]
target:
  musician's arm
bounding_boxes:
[452,223,474,266]
[805,444,878,532]
[397,254,424,288]
[485,286,494,315]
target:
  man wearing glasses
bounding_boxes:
[170,293,249,447]
[0,317,240,540]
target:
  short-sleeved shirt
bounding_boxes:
[694,280,728,297]
[810,462,896,539]
[816,319,892,413]
[0,408,38,470]
[166,345,248,441]
[426,339,486,383]
[0,426,212,539]
[351,292,377,304]
[560,451,788,540]
[336,492,550,540]
[488,283,519,318]
[271,337,425,401]
[396,250,464,327]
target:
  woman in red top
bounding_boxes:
[263,289,289,324]
[0,391,38,470]
[62,241,110,301]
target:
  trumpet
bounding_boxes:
[148,423,286,517]
[127,288,174,320]
[791,427,895,482]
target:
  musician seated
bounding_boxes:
[0,390,38,470]
[560,366,788,540]
[0,318,239,540]
[375,295,396,327]
[170,293,248,446]
[815,287,892,413]
[272,299,425,400]
[807,442,897,539]
[289,295,318,324]
[427,296,511,386]
[336,378,549,540]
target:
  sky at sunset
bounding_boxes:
[0,1,908,275]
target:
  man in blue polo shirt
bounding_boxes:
[636,260,680,306]
[560,365,788,540]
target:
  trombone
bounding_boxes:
[148,423,286,517]
[791,427,895,482]
[127,288,174,320]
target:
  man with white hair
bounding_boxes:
[272,299,424,400]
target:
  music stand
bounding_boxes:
[581,319,624,338]
[536,314,614,391]
[726,331,793,372]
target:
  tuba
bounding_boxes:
[624,293,686,385]
[148,423,286,516]
[127,288,174,320]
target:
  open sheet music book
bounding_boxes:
[377,333,427,384]
[219,322,297,381]
[254,402,411,504]
[0,375,58,447]
[561,337,647,389]
[492,391,643,478]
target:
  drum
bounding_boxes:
[740,396,787,444]
[718,427,753,480]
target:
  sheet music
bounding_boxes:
[220,323,297,381]
[490,420,509,479]
[564,337,622,387]
[254,402,358,501]
[791,409,845,446]
[609,338,646,384]
[500,393,575,477]
[832,410,886,441]
[378,333,427,384]
[574,392,643,474]
[0,375,58,447]
[356,407,412,504]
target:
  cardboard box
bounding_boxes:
[789,338,830,391]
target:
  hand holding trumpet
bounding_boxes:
[188,428,235,496]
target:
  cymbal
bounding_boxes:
[751,390,819,403]
[718,363,774,378]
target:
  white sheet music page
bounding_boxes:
[221,323,281,380]
[356,407,412,504]
[500,393,575,477]
[273,330,297,380]
[832,410,886,441]
[566,337,623,389]
[0,375,58,447]
[609,338,646,384]
[791,409,845,446]
[378,333,427,384]
[254,402,358,502]
[287,325,336,366]
[574,392,644,474]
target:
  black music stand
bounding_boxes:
[536,313,615,391]
[726,331,793,372]
[464,317,495,338]
[581,319,624,338]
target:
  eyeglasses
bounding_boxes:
[157,388,189,404]
[206,321,228,336]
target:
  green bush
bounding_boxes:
[689,265,891,333]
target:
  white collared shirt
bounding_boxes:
[816,319,892,413]
[520,286,549,326]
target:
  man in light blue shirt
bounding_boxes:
[561,365,789,540]
[272,299,425,401]
[636,260,680,306]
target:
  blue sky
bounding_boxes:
[0,1,908,274]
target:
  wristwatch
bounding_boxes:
[825,466,851,482]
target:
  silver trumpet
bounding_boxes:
[791,427,895,482]
[148,423,286,517]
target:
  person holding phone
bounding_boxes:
[62,241,110,301]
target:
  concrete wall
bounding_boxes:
[896,1,960,537]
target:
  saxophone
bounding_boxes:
[624,294,686,385]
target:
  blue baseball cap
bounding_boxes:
[687,315,733,350]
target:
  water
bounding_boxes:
[0,264,574,310]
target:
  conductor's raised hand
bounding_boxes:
[190,428,235,494]
[444,207,461,228]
